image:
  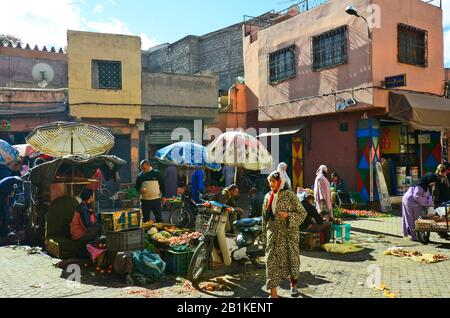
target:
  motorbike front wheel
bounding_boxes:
[169,208,192,228]
[188,241,211,283]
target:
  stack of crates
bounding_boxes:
[101,209,144,253]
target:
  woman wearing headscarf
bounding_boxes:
[314,165,333,220]
[262,171,307,298]
[433,164,450,207]
[277,162,292,190]
[402,173,438,241]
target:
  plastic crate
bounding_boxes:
[160,249,194,275]
[332,224,351,242]
[106,229,144,252]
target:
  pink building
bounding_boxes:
[243,0,450,200]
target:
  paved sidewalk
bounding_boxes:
[0,216,449,298]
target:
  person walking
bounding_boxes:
[277,162,292,190]
[164,165,178,198]
[402,173,438,241]
[262,171,307,298]
[222,166,235,187]
[314,165,333,220]
[135,160,166,223]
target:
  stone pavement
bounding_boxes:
[0,215,449,298]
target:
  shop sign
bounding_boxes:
[418,134,431,144]
[0,120,11,131]
[381,125,401,154]
[384,74,407,88]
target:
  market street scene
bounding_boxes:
[1,0,450,300]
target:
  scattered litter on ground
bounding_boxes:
[372,283,398,298]
[322,243,364,254]
[125,289,161,298]
[199,281,230,292]
[384,247,448,264]
[30,284,43,289]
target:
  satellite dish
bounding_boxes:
[336,98,347,112]
[32,63,54,88]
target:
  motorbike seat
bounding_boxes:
[233,218,257,228]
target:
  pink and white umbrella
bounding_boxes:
[13,144,38,157]
[206,131,273,182]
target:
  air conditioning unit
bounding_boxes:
[346,98,357,107]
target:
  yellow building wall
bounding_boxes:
[67,30,143,124]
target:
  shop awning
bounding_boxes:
[257,124,308,138]
[257,123,311,150]
[389,92,450,131]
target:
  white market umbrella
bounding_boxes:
[26,122,115,157]
[206,131,273,183]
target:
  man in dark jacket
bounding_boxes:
[212,184,243,233]
[248,187,264,218]
[298,189,332,244]
[0,177,23,237]
[0,164,12,181]
[135,160,165,223]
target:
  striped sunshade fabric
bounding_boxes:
[26,122,115,157]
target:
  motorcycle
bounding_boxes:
[169,185,212,228]
[188,201,266,283]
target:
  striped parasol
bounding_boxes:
[26,122,115,157]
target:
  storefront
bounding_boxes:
[374,92,450,196]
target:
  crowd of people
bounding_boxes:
[131,160,341,298]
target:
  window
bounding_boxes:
[398,24,428,67]
[268,45,296,84]
[312,26,348,71]
[92,60,122,90]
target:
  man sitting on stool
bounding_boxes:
[298,188,332,244]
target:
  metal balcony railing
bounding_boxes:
[244,0,330,40]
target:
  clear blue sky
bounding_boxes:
[79,0,308,44]
[3,0,449,66]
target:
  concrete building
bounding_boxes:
[242,0,449,200]
[0,43,67,89]
[67,30,147,182]
[142,23,244,93]
[141,71,219,167]
[0,43,69,144]
[0,87,68,145]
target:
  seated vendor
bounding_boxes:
[331,173,347,206]
[212,184,244,233]
[298,189,332,244]
[70,189,102,242]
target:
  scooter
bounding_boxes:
[188,201,266,283]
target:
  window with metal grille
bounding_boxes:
[92,60,122,90]
[312,26,348,71]
[398,24,428,67]
[268,45,296,84]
